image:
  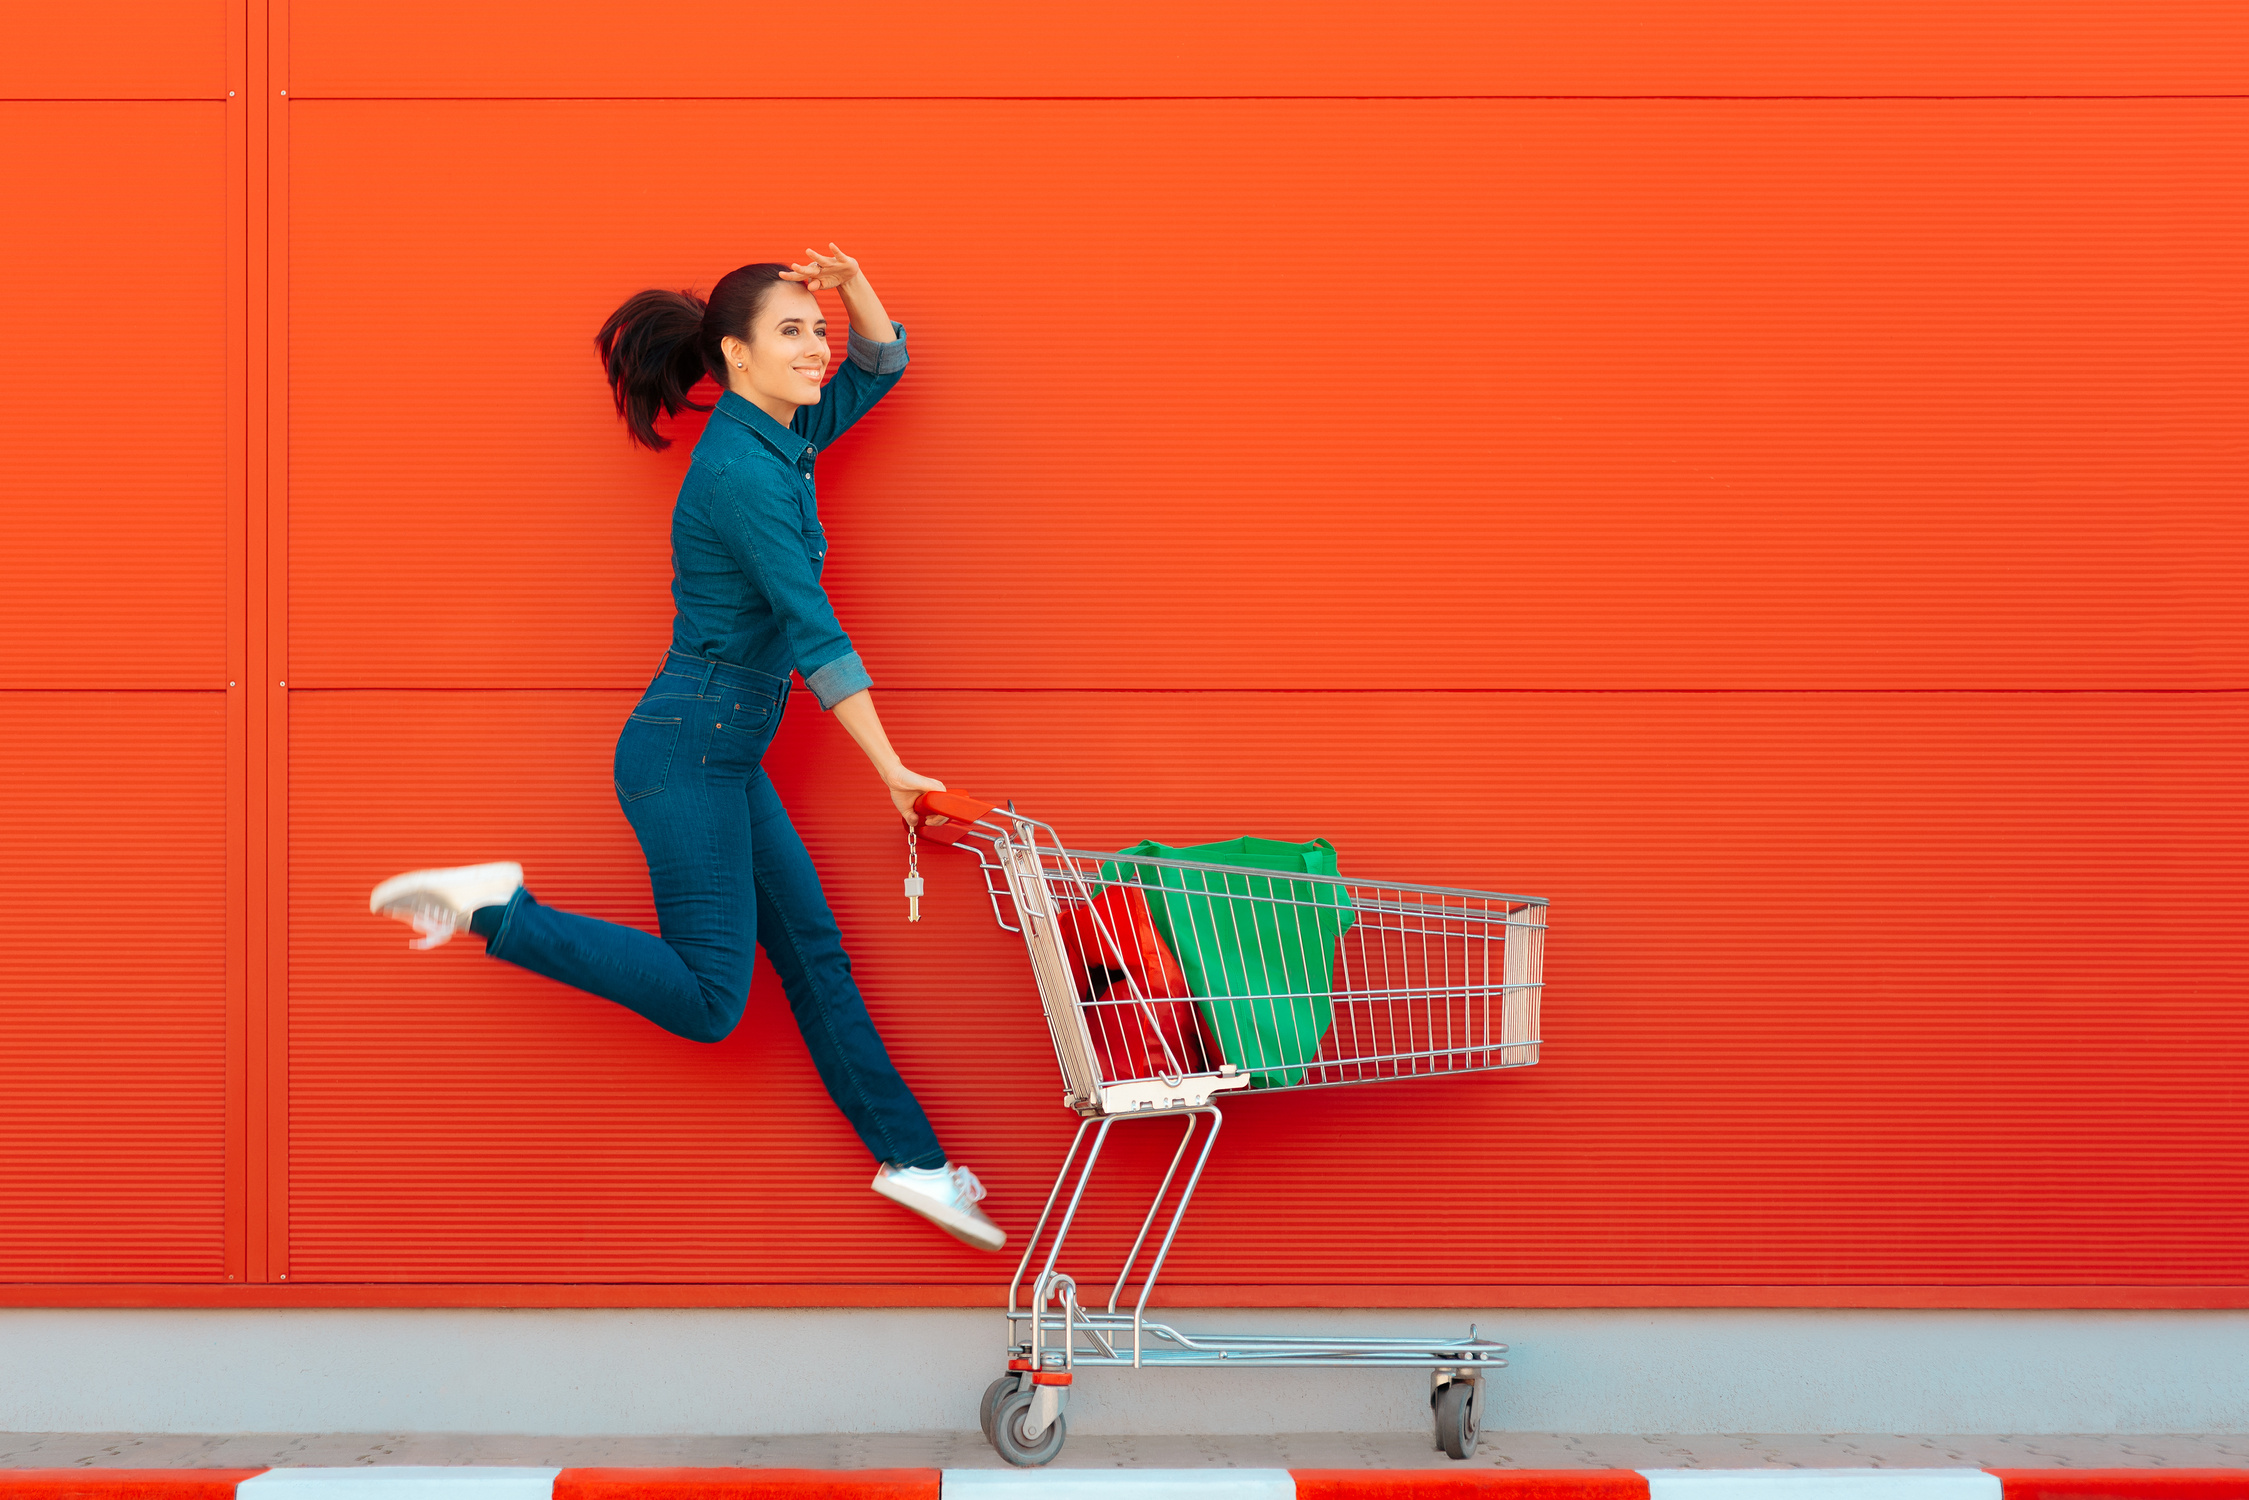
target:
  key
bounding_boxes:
[899,814,926,922]
[904,822,924,921]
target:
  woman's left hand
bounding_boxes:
[829,690,938,826]
[781,243,862,293]
[885,764,947,827]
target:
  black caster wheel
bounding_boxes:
[978,1375,1015,1444]
[1433,1378,1480,1460]
[990,1386,1069,1466]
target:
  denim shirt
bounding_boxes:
[668,322,909,708]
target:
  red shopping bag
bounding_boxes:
[1055,883,1210,1080]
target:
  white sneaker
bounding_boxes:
[369,861,524,950]
[872,1163,1008,1252]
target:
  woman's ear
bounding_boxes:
[718,334,747,373]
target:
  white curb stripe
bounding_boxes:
[1641,1471,2003,1500]
[238,1469,562,1500]
[941,1471,1294,1500]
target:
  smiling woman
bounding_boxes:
[363,246,1007,1256]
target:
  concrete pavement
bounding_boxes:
[5,1433,2246,1471]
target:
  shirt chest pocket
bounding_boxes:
[792,484,826,562]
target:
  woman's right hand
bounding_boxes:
[780,243,863,293]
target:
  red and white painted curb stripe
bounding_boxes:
[3,1468,2245,1500]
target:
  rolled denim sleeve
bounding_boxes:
[712,480,873,710]
[803,651,873,708]
[847,322,910,375]
[794,323,908,450]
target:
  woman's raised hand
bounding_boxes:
[780,243,862,293]
[783,244,895,344]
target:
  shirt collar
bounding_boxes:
[714,389,814,462]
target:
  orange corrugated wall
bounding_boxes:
[2,1,2243,1302]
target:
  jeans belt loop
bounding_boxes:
[697,657,718,696]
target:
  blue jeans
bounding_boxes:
[474,650,946,1170]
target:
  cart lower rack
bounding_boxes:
[914,792,1546,1466]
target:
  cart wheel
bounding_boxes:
[978,1375,1015,1444]
[1433,1379,1479,1460]
[990,1387,1069,1467]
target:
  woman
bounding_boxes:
[368,246,1004,1252]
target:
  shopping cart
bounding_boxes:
[912,791,1547,1466]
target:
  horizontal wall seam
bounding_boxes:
[267,93,2249,103]
[0,96,233,102]
[10,1280,2246,1287]
[5,1283,2248,1312]
[262,686,2249,696]
[0,687,237,693]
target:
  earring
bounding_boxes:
[735,361,744,369]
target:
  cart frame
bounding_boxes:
[916,793,1540,1464]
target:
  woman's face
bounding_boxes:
[722,282,829,410]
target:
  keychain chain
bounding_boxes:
[904,822,923,922]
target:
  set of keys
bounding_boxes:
[903,823,924,921]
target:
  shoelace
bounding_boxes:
[950,1164,987,1205]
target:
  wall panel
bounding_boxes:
[4,0,2231,1303]
[0,103,231,687]
[0,693,231,1280]
[284,0,2249,99]
[285,99,2246,694]
[2,0,228,98]
[287,688,2246,1285]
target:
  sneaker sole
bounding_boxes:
[870,1174,1009,1253]
[368,863,522,916]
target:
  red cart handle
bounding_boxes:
[911,789,1001,843]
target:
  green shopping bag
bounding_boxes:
[1101,836,1356,1089]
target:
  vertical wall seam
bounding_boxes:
[223,0,251,1286]
[263,0,293,1282]
[242,0,273,1284]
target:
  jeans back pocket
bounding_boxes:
[614,711,683,801]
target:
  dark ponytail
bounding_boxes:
[595,263,792,450]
